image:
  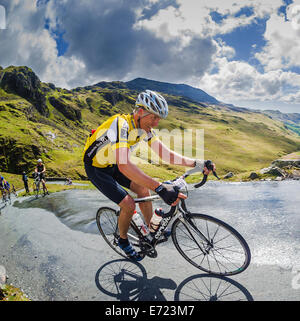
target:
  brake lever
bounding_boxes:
[194,158,221,189]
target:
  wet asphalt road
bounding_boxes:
[0,186,299,301]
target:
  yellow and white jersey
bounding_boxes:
[83,113,158,168]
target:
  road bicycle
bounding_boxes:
[33,172,48,198]
[33,173,41,198]
[96,163,251,276]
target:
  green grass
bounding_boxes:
[0,285,30,301]
[1,71,300,180]
[0,171,24,190]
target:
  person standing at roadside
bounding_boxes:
[22,171,29,193]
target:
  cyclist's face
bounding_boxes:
[139,110,161,132]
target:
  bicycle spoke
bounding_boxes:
[96,207,143,260]
[172,213,250,275]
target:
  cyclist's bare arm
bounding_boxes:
[151,140,215,175]
[150,140,198,167]
[116,147,160,191]
[116,147,186,205]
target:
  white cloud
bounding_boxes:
[135,0,284,44]
[255,1,300,71]
[199,57,300,103]
[0,0,87,88]
[0,0,299,112]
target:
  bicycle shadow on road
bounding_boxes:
[95,259,253,301]
[95,259,177,301]
[174,274,254,301]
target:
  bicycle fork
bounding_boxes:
[178,214,214,255]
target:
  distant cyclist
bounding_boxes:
[34,159,49,196]
[0,175,10,200]
[83,90,215,261]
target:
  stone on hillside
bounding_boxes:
[224,172,234,179]
[249,172,259,180]
[260,166,286,177]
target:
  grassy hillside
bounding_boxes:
[1,65,300,183]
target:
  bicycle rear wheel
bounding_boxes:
[96,207,144,260]
[172,213,251,276]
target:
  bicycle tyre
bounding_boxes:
[171,213,251,276]
[35,181,40,199]
[96,207,144,260]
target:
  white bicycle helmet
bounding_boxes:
[37,159,42,163]
[135,90,168,119]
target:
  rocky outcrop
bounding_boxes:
[271,159,300,168]
[48,96,82,122]
[0,136,42,173]
[102,91,125,106]
[260,157,300,180]
[0,66,49,117]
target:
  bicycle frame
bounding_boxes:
[98,164,251,275]
[130,195,212,255]
[34,174,42,197]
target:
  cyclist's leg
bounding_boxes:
[85,163,136,236]
[129,182,152,226]
[113,166,153,227]
[117,197,143,261]
[41,177,48,193]
[118,195,136,239]
[85,163,142,260]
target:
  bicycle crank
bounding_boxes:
[140,241,157,258]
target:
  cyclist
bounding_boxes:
[34,159,49,196]
[83,90,215,261]
[0,176,10,200]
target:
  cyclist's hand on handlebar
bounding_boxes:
[155,183,186,206]
[203,161,216,175]
[194,159,216,175]
[171,192,187,206]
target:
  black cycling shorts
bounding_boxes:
[84,163,131,205]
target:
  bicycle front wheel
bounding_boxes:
[35,182,40,198]
[96,207,143,260]
[172,213,251,276]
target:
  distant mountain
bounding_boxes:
[263,109,300,124]
[1,66,300,178]
[262,109,300,136]
[125,78,220,105]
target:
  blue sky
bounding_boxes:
[1,0,300,113]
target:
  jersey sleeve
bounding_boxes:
[109,116,130,151]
